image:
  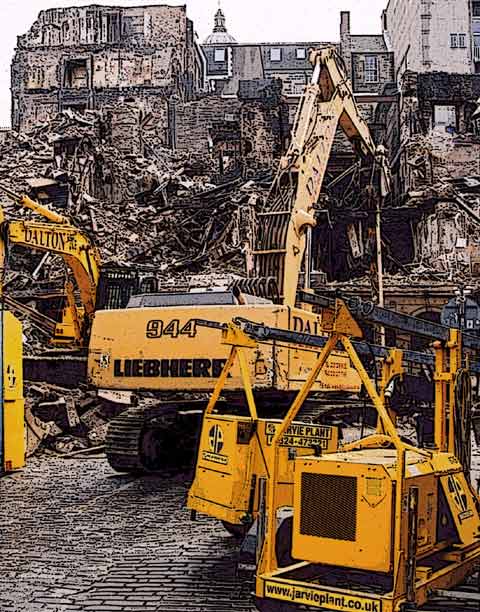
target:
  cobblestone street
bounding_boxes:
[0,454,255,612]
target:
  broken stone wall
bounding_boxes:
[413,201,480,277]
[12,5,204,133]
[384,70,480,280]
[172,80,288,172]
[172,96,242,159]
[406,72,480,134]
[95,90,169,148]
[238,79,289,169]
[396,71,480,194]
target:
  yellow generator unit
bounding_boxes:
[1,310,25,474]
[255,307,480,612]
[294,450,478,574]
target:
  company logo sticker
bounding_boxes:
[202,424,228,465]
[208,424,224,454]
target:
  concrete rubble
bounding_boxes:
[0,106,272,454]
[6,4,480,457]
[0,107,268,268]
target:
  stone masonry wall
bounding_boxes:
[172,96,242,157]
[11,5,203,133]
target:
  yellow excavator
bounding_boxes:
[0,185,100,474]
[0,184,154,350]
[87,47,391,474]
[0,184,101,346]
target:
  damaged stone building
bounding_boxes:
[11,4,295,174]
[367,68,480,329]
[340,0,480,332]
[10,4,395,169]
[10,1,480,342]
[11,5,207,135]
[7,4,398,302]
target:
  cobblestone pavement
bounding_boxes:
[0,453,256,612]
[4,450,480,612]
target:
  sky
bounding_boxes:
[0,0,387,126]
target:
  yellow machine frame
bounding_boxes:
[254,305,480,612]
[1,309,25,473]
[187,322,339,528]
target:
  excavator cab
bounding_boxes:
[96,266,157,311]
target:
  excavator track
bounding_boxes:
[105,394,369,473]
[105,407,146,472]
[106,402,206,473]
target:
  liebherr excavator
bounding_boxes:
[88,47,391,473]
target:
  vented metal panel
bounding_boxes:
[300,473,357,541]
[126,291,236,308]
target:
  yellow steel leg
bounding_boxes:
[260,333,340,575]
[2,311,25,472]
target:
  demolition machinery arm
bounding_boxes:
[0,183,101,345]
[253,47,390,306]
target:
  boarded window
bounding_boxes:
[365,56,379,83]
[270,48,282,62]
[214,48,226,62]
[64,59,88,88]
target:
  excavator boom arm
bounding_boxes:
[0,183,68,224]
[4,219,101,318]
[253,47,390,306]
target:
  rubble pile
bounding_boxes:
[0,109,269,274]
[0,108,271,359]
[24,382,120,457]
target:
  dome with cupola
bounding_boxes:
[204,6,237,45]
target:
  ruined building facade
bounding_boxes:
[11,5,207,133]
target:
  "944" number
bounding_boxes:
[146,319,197,339]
